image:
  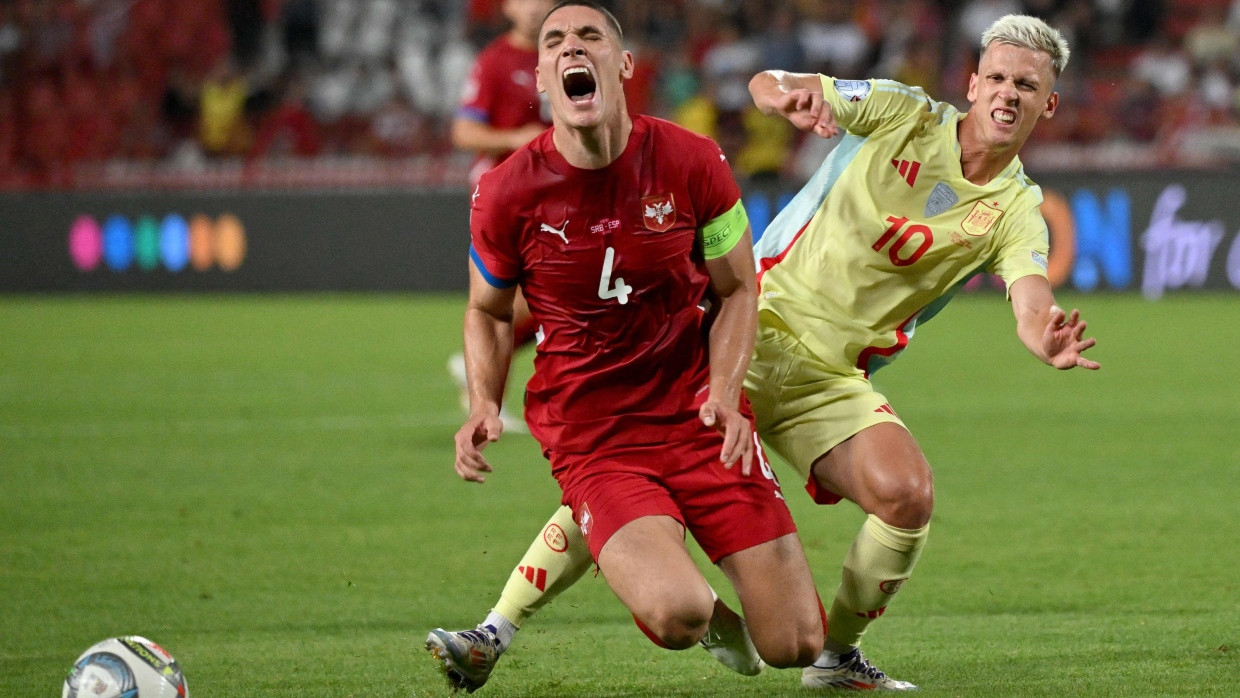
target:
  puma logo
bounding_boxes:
[539,220,569,244]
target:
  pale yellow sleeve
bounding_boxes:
[818,77,936,136]
[989,203,1051,295]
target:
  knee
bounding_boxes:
[640,601,713,650]
[867,466,934,528]
[757,624,823,669]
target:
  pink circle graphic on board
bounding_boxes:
[69,215,102,271]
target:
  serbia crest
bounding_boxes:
[641,194,677,232]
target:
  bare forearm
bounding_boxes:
[462,307,514,414]
[1016,309,1053,364]
[1010,274,1056,364]
[707,291,757,407]
[452,119,526,155]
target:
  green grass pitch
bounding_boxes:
[1,292,1236,696]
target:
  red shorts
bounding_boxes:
[550,424,796,563]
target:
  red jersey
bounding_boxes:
[457,35,551,184]
[470,115,743,454]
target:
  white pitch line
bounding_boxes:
[0,412,465,441]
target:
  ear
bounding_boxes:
[1042,91,1059,119]
[620,50,635,81]
[966,72,978,103]
[536,65,546,94]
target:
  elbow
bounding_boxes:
[748,71,776,110]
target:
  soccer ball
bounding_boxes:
[63,636,189,698]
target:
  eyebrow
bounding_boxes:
[541,24,606,43]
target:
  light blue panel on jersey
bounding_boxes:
[863,264,989,375]
[752,133,867,261]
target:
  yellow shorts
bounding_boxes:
[745,322,905,503]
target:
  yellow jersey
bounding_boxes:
[754,77,1050,376]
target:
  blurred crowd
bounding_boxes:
[2,0,1240,188]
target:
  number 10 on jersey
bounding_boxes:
[874,216,934,267]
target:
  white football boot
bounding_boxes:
[426,626,501,693]
[802,648,917,690]
[699,599,764,676]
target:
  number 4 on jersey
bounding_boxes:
[597,246,632,304]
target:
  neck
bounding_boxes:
[957,115,1019,186]
[553,113,634,169]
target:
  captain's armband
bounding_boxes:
[698,200,749,260]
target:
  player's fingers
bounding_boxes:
[700,403,718,428]
[457,445,491,472]
[458,429,489,461]
[719,419,741,466]
[460,468,486,484]
[808,93,823,120]
[454,456,487,483]
[455,429,478,458]
[739,433,755,477]
[1079,357,1101,370]
[484,416,504,442]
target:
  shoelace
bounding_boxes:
[458,628,499,650]
[843,652,888,680]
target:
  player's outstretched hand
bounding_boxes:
[700,401,755,476]
[1043,305,1100,370]
[774,89,838,139]
[453,412,504,483]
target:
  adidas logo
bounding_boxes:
[891,159,920,187]
[519,565,548,591]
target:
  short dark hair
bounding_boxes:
[543,1,623,41]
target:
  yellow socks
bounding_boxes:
[826,514,929,649]
[491,505,592,645]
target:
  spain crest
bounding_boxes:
[961,201,1003,237]
[641,193,677,232]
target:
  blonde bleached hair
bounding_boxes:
[981,14,1070,77]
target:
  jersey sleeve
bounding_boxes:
[469,174,521,288]
[988,193,1051,293]
[688,136,746,258]
[457,50,494,123]
[818,76,935,137]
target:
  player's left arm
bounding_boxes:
[1009,274,1100,370]
[702,221,759,474]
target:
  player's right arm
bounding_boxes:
[749,70,839,139]
[451,117,546,156]
[453,52,546,156]
[454,261,517,483]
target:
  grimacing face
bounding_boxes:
[535,5,633,130]
[966,42,1059,151]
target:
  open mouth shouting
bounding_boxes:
[562,66,597,105]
